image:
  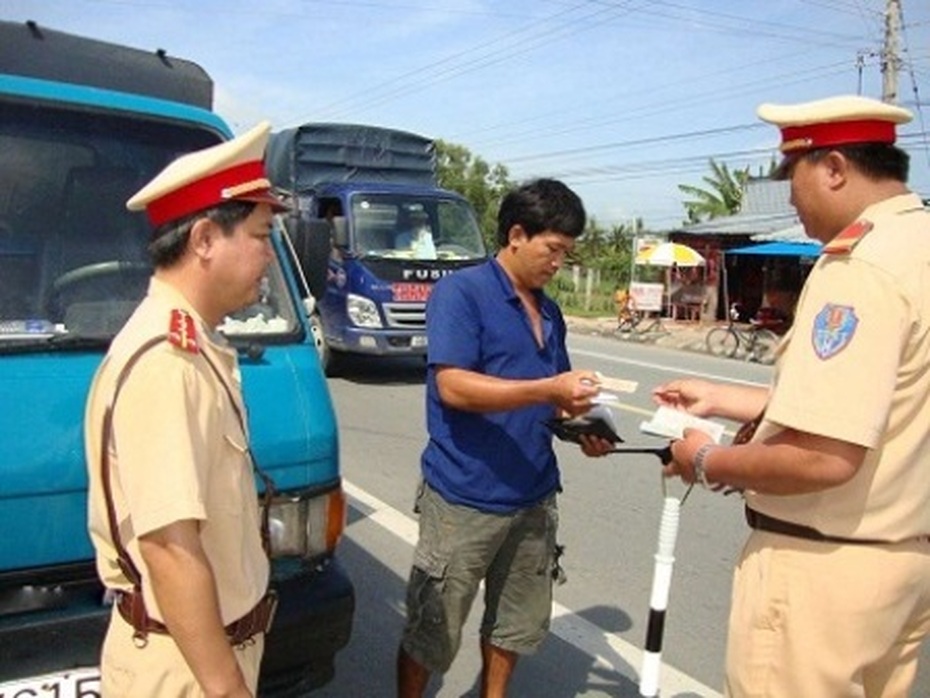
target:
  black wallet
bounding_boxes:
[545,406,623,445]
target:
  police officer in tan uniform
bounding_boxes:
[654,96,930,697]
[85,122,287,697]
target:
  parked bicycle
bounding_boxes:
[705,304,784,364]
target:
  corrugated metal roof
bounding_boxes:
[676,179,798,237]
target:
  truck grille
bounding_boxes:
[383,302,426,329]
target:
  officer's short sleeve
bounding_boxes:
[112,349,209,538]
[426,276,481,369]
[766,259,907,448]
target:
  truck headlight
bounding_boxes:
[267,486,347,560]
[346,293,382,328]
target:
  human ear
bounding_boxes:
[822,151,849,190]
[507,224,527,248]
[189,217,217,260]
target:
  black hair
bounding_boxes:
[148,201,257,268]
[803,142,910,182]
[496,178,586,247]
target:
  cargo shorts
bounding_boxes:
[400,481,560,674]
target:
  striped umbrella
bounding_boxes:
[635,242,705,267]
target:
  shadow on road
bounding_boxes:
[330,354,427,386]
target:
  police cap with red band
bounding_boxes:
[757,95,912,179]
[127,121,289,227]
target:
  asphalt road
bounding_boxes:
[311,332,930,697]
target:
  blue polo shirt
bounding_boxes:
[421,259,571,513]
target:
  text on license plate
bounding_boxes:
[391,283,433,302]
[0,667,100,698]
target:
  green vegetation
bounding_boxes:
[435,142,751,317]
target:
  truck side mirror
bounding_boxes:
[288,219,333,302]
[331,215,348,247]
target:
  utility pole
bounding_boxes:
[882,0,902,104]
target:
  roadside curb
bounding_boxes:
[565,316,710,355]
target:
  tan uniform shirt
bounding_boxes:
[85,277,269,624]
[747,193,930,542]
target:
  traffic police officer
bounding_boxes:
[85,122,287,697]
[654,95,930,696]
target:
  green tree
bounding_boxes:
[434,140,513,251]
[678,159,749,223]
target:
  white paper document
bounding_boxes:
[640,406,725,443]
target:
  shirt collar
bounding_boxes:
[147,277,231,352]
[858,192,925,219]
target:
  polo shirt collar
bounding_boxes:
[489,257,549,314]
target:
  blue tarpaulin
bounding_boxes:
[727,241,822,257]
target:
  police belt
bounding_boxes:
[116,588,278,646]
[744,507,891,545]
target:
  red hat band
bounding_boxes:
[780,119,897,153]
[145,160,272,227]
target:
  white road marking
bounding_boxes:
[343,479,723,698]
[568,346,769,387]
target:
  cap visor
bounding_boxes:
[236,190,290,213]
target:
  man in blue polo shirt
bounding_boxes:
[397,178,614,698]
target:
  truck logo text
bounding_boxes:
[402,268,455,281]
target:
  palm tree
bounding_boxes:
[678,159,749,223]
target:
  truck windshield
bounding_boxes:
[350,194,486,261]
[0,102,298,348]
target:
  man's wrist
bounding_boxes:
[692,443,719,489]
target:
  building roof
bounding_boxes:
[675,179,799,238]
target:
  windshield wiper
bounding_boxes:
[0,332,111,355]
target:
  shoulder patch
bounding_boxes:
[811,304,858,360]
[823,219,873,255]
[168,309,200,354]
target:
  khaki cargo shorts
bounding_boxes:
[400,481,560,674]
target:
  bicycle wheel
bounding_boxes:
[706,327,739,357]
[748,329,780,364]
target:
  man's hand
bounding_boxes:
[653,378,769,423]
[652,378,717,417]
[664,427,715,483]
[550,369,601,417]
[578,433,615,457]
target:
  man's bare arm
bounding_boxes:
[139,520,252,698]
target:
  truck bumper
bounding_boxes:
[331,326,427,356]
[0,583,108,681]
[259,555,355,696]
[0,557,354,694]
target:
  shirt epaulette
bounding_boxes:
[168,308,200,354]
[822,219,873,255]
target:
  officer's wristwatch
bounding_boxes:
[692,443,718,489]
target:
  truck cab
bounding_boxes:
[303,182,485,370]
[267,123,487,374]
[0,20,352,696]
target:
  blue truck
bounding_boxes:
[0,20,353,695]
[266,124,488,374]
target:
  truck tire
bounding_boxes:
[309,312,341,376]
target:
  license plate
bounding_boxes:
[411,335,428,347]
[0,667,100,698]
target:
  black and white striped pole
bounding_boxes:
[638,495,681,697]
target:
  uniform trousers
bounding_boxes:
[726,529,930,697]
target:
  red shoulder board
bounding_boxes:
[823,219,873,255]
[168,309,200,354]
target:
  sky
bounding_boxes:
[5,0,930,231]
